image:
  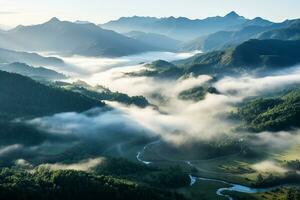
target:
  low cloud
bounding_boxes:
[173,75,212,95]
[215,71,300,98]
[27,60,300,147]
[15,159,33,168]
[252,160,287,174]
[28,107,153,137]
[38,157,105,171]
[250,131,300,151]
[0,144,23,156]
[8,53,300,165]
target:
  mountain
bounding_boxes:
[125,31,181,51]
[3,18,157,57]
[125,60,183,79]
[0,70,102,119]
[136,39,300,79]
[185,19,298,52]
[258,19,300,40]
[54,81,150,108]
[101,16,158,33]
[235,88,300,132]
[147,60,178,69]
[0,48,64,66]
[183,39,300,75]
[0,62,66,81]
[198,25,273,52]
[101,12,249,41]
[239,17,273,28]
[180,35,207,51]
[229,39,300,69]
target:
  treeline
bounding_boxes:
[95,158,190,189]
[178,86,219,101]
[54,81,150,108]
[95,157,154,176]
[252,171,300,188]
[285,160,300,171]
[0,168,187,200]
[235,88,300,132]
[0,70,102,119]
[146,166,191,189]
[286,187,300,200]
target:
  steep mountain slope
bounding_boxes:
[229,39,300,69]
[101,12,248,41]
[0,48,63,66]
[3,18,156,57]
[135,39,300,78]
[182,39,300,73]
[236,88,300,132]
[0,62,66,80]
[0,70,102,119]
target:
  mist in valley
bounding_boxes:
[2,1,300,199]
[1,51,297,177]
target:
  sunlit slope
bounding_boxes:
[139,39,300,78]
[4,18,156,57]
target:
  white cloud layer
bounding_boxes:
[38,157,105,171]
[26,54,300,150]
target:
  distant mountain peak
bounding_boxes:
[253,17,264,20]
[225,11,241,18]
[48,17,61,23]
[13,25,25,31]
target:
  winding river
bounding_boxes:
[136,141,277,200]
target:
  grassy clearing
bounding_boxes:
[108,137,300,199]
[225,186,293,200]
[272,143,300,162]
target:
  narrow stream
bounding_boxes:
[137,141,277,200]
[189,175,272,200]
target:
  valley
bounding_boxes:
[0,6,300,200]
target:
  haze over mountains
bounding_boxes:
[0,11,299,60]
[192,19,300,52]
[1,9,300,200]
[0,48,64,66]
[101,12,272,41]
[0,18,158,57]
[101,12,300,55]
[0,62,66,81]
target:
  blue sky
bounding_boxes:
[0,0,299,27]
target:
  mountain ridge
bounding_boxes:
[101,11,250,41]
[1,18,158,57]
[0,48,64,66]
[0,62,66,81]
